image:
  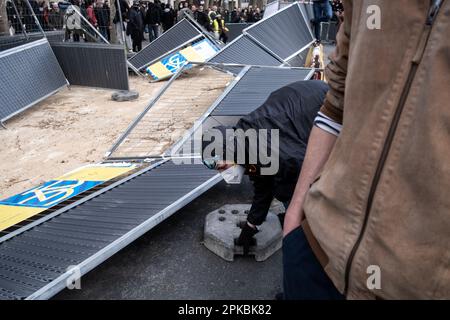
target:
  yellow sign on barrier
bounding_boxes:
[146,39,219,81]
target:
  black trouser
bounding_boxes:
[132,38,142,52]
[283,226,345,300]
[219,31,228,44]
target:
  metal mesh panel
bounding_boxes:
[108,67,234,159]
[211,66,313,116]
[51,42,129,90]
[286,50,309,67]
[298,2,315,23]
[209,35,282,75]
[0,38,67,122]
[0,31,65,52]
[128,19,202,70]
[226,23,252,42]
[244,3,314,60]
[0,160,219,300]
[263,0,280,18]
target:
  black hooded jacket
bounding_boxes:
[235,80,328,225]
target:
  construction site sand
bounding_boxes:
[0,76,166,199]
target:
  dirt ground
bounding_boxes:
[0,76,165,199]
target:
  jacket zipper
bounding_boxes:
[343,0,445,296]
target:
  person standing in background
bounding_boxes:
[85,0,97,26]
[194,5,210,31]
[48,2,63,30]
[161,3,175,32]
[64,0,82,42]
[253,7,262,22]
[113,0,131,49]
[311,0,332,42]
[95,0,110,40]
[145,0,161,42]
[127,0,144,52]
[103,0,111,40]
[212,13,228,43]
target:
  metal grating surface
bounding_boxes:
[0,38,67,122]
[0,31,65,52]
[298,2,315,23]
[128,19,202,70]
[209,35,282,75]
[107,66,233,160]
[51,42,129,90]
[0,160,220,300]
[286,50,309,67]
[263,0,280,18]
[211,66,314,116]
[226,23,252,42]
[244,3,314,61]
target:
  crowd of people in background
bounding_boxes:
[5,0,344,52]
[120,1,267,52]
[5,0,268,48]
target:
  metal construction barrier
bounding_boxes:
[0,163,137,242]
[145,38,219,81]
[128,19,204,71]
[226,23,253,42]
[320,21,339,43]
[208,35,284,75]
[211,66,315,116]
[263,0,281,18]
[243,2,315,63]
[106,65,234,160]
[209,2,314,73]
[298,1,315,23]
[0,160,221,300]
[0,38,68,124]
[169,65,314,157]
[0,31,65,52]
[51,42,129,90]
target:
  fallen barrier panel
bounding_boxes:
[298,1,315,23]
[263,0,280,18]
[0,38,67,123]
[0,163,137,241]
[208,35,284,75]
[106,66,234,160]
[170,66,314,157]
[226,23,252,42]
[145,38,219,81]
[243,3,314,62]
[128,19,203,70]
[51,42,129,90]
[211,66,314,116]
[0,160,221,300]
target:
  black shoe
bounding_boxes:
[275,292,284,300]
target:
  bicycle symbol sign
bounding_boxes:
[0,180,102,208]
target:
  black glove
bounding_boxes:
[236,222,258,255]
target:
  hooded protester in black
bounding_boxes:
[202,80,329,253]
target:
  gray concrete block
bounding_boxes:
[111,90,139,102]
[203,204,282,262]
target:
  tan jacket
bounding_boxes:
[303,0,450,299]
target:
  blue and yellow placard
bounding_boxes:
[0,163,136,231]
[146,38,219,81]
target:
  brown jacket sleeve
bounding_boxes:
[320,0,353,125]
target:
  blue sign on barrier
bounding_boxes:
[0,180,102,208]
